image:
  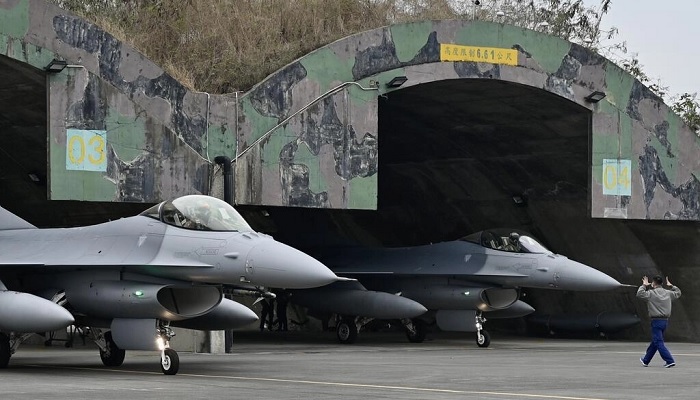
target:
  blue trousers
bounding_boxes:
[642,319,674,364]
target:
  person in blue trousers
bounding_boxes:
[637,275,682,368]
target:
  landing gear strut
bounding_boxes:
[158,323,179,375]
[98,330,126,367]
[0,333,10,368]
[475,312,490,348]
[402,318,427,343]
[336,317,358,344]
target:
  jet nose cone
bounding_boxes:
[561,260,622,291]
[246,239,338,289]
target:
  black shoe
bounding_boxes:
[664,362,676,368]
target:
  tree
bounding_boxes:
[672,93,700,137]
[48,0,616,93]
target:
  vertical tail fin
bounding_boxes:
[0,206,36,230]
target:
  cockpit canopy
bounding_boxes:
[141,195,253,232]
[461,229,551,254]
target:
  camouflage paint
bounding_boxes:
[2,1,698,218]
[0,0,29,39]
[391,21,433,63]
[455,22,572,73]
[241,19,697,218]
[299,47,356,94]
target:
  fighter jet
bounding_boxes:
[0,195,338,374]
[294,229,621,346]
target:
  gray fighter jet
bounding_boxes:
[296,229,621,346]
[0,195,338,374]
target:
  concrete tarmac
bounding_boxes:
[3,331,699,400]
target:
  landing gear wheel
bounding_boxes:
[161,348,179,375]
[100,331,125,367]
[476,329,491,348]
[336,319,358,344]
[0,333,10,368]
[405,319,427,343]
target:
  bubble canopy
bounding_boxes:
[461,229,551,254]
[141,195,253,232]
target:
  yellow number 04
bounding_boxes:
[603,164,631,190]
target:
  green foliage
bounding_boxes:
[473,0,612,49]
[620,57,668,99]
[48,0,612,93]
[672,93,700,137]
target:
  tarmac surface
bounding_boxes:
[3,331,699,400]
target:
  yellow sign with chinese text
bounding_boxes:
[440,44,518,66]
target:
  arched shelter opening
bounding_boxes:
[377,78,591,245]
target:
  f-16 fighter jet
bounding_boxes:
[0,195,338,374]
[297,229,621,346]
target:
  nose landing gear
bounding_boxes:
[475,312,490,348]
[158,324,179,375]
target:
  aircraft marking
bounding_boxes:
[27,365,609,400]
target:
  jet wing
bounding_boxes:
[0,260,215,269]
[470,271,529,277]
[334,270,529,277]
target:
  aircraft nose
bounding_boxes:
[245,239,339,289]
[559,259,622,291]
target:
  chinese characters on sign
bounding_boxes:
[439,44,518,66]
[602,159,632,196]
[66,129,107,172]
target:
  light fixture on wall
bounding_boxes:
[386,76,408,88]
[585,90,606,103]
[45,59,68,73]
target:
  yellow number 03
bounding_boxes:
[66,130,107,171]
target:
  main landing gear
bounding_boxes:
[336,317,358,344]
[0,333,10,368]
[475,312,490,348]
[0,332,33,369]
[92,321,179,375]
[97,330,126,367]
[402,318,427,343]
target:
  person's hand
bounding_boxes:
[642,276,650,286]
[666,277,672,287]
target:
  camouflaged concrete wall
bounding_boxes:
[1,0,236,202]
[4,0,698,216]
[242,19,699,218]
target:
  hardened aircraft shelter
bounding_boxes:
[1,0,699,341]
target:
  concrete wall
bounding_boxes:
[241,19,700,219]
[1,0,235,202]
[4,2,697,216]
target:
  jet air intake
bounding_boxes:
[65,281,222,320]
[401,286,518,311]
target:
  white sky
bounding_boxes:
[587,0,699,99]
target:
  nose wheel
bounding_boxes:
[160,348,179,375]
[158,324,179,375]
[475,313,490,348]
